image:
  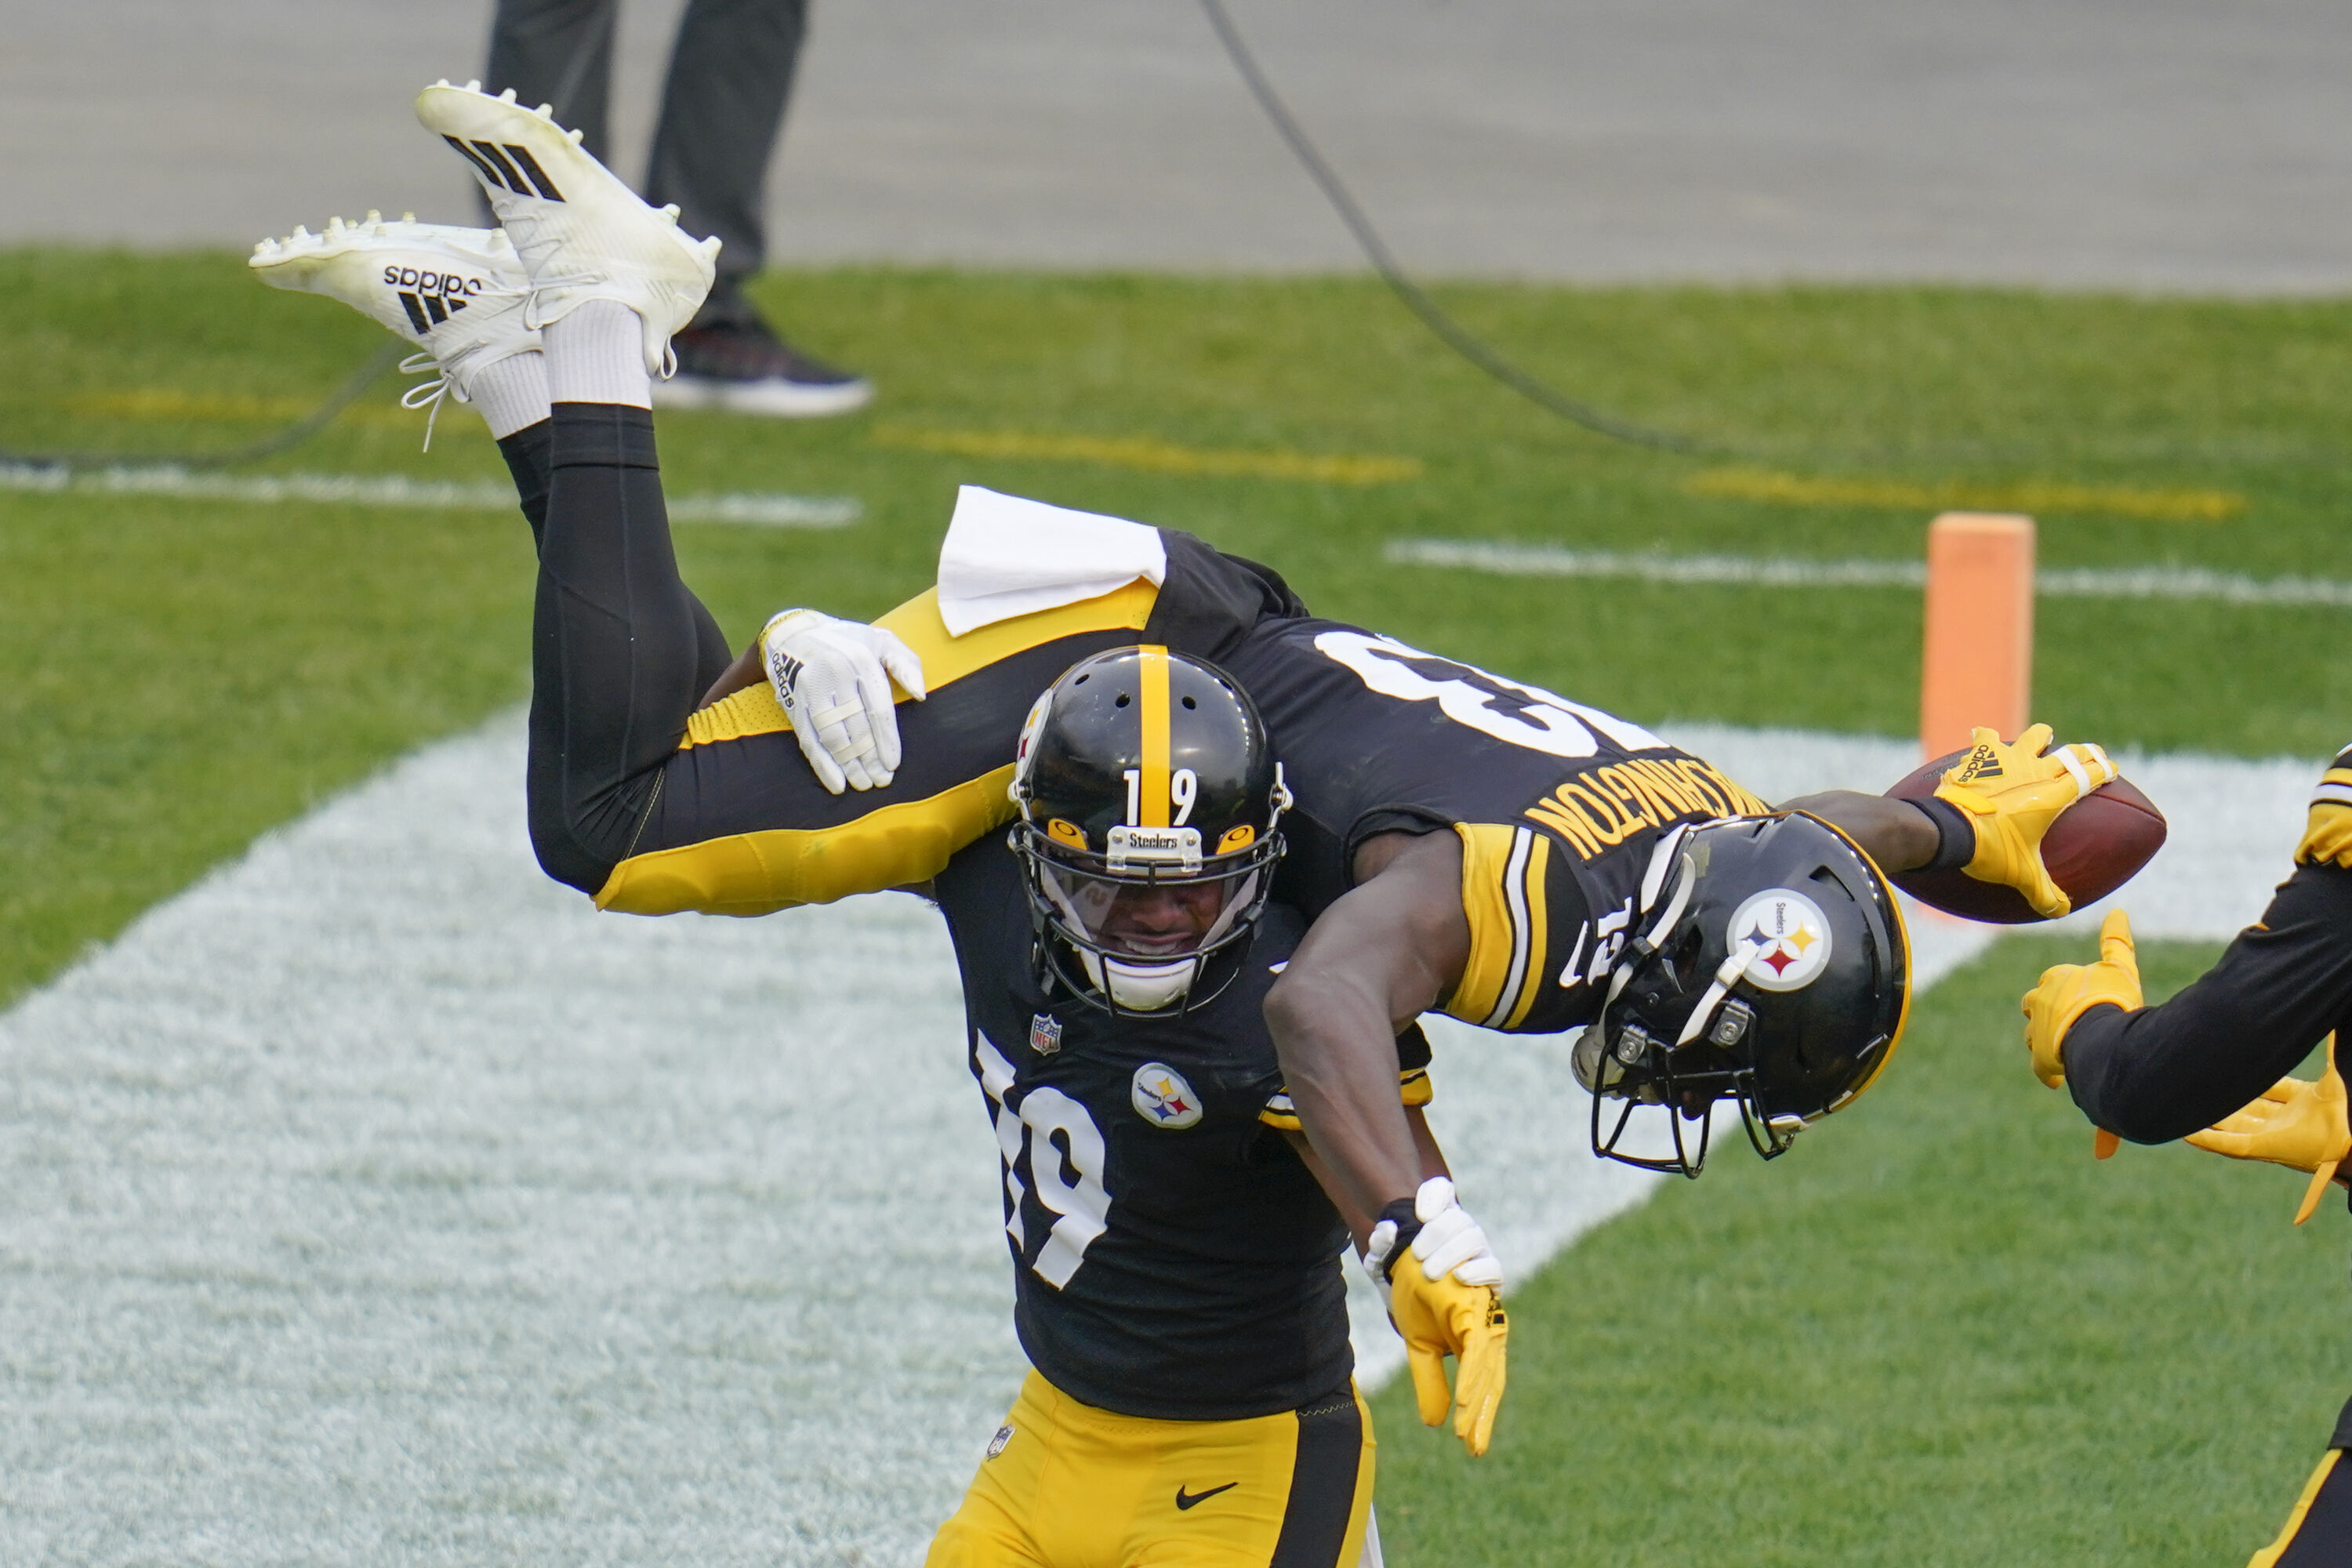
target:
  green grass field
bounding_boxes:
[6,250,2351,1562]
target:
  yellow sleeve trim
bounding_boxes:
[677,579,1161,753]
[1443,822,1551,1030]
[686,681,790,746]
[879,580,1159,685]
[2298,768,2352,869]
[594,764,1018,915]
[1258,1067,1436,1129]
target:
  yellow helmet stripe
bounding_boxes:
[1137,644,1172,827]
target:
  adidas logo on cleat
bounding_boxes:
[382,268,488,336]
[442,136,567,201]
[396,290,470,334]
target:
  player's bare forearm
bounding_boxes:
[697,637,765,711]
[1779,790,1938,873]
[1284,1109,1454,1254]
[1265,830,1472,1223]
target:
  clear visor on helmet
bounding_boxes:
[1035,858,1265,962]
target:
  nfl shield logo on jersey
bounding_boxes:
[1029,1012,1063,1055]
[1131,1062,1203,1130]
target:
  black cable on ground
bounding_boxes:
[2,340,406,476]
[1195,0,1705,456]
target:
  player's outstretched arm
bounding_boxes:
[1786,725,2116,917]
[1264,829,1470,1225]
[2032,861,2352,1145]
[1776,790,1940,873]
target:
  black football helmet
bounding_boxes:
[1009,645,1292,1014]
[1572,811,1911,1176]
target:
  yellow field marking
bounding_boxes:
[66,390,416,430]
[869,426,1421,485]
[1684,466,2245,522]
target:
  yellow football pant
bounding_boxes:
[2249,1448,2352,1568]
[926,1369,1376,1568]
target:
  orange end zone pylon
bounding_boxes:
[1920,511,2035,760]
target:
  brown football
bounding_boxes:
[1882,749,2167,924]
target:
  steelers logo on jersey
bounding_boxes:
[1727,887,1833,993]
[1131,1062,1203,1130]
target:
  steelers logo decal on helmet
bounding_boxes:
[1132,1062,1203,1130]
[1726,888,1833,993]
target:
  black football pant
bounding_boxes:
[2252,1397,2352,1566]
[483,0,806,304]
[496,409,731,895]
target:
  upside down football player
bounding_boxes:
[2024,747,2352,1566]
[256,78,2118,1559]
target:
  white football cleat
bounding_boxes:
[249,212,535,441]
[415,80,719,375]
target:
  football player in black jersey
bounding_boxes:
[909,644,1504,1566]
[2023,747,2352,1567]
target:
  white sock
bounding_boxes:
[468,350,552,438]
[543,299,652,408]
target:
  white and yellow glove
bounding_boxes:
[760,608,927,793]
[2187,1035,2352,1225]
[1936,724,2118,918]
[1365,1176,1508,1457]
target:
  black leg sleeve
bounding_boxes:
[497,420,554,551]
[503,417,732,678]
[525,403,712,895]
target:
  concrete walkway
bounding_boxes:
[6,0,2351,288]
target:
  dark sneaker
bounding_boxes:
[655,314,873,417]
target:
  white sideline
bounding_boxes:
[1385,537,2352,609]
[0,712,2306,1563]
[0,460,862,528]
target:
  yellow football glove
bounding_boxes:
[1375,1177,1509,1457]
[1936,724,2119,918]
[2020,908,2143,1089]
[2185,1035,2351,1225]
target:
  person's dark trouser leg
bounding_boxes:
[643,0,809,300]
[485,0,620,163]
[510,405,734,895]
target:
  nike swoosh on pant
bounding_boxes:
[1175,1482,1239,1511]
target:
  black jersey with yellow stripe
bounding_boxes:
[932,837,1429,1422]
[1214,616,1770,1036]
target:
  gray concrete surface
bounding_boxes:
[5,1,2352,286]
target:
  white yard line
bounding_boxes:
[0,712,2301,1563]
[0,462,861,528]
[1386,538,2352,609]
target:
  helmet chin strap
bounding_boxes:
[1083,951,1200,1011]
